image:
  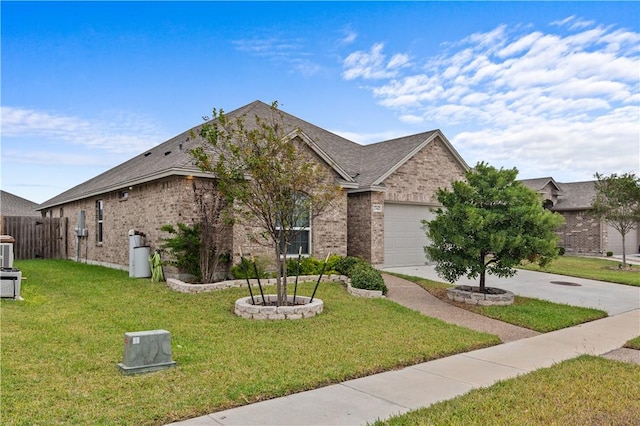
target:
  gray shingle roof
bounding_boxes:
[39,100,465,209]
[519,177,596,211]
[519,177,560,192]
[555,181,596,210]
[1,190,41,217]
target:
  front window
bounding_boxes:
[96,200,104,244]
[277,195,311,255]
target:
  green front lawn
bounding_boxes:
[519,255,640,286]
[625,336,640,350]
[1,260,499,425]
[376,355,640,425]
[391,274,607,332]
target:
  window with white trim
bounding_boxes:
[96,200,104,244]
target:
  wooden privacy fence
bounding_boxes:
[1,216,68,260]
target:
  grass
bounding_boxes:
[390,273,607,332]
[519,255,640,287]
[625,336,640,350]
[1,260,499,425]
[374,355,640,425]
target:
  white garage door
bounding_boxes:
[384,203,436,267]
[607,224,639,255]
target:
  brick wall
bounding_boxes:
[556,210,604,255]
[53,176,232,269]
[383,136,466,204]
[231,189,348,265]
[347,191,384,264]
[313,193,348,260]
[347,192,372,260]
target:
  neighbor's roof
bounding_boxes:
[39,100,467,209]
[554,181,596,210]
[1,190,41,217]
[519,177,562,193]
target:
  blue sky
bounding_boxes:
[2,1,639,204]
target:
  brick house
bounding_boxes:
[38,100,468,273]
[520,177,640,256]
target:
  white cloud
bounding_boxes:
[342,43,411,80]
[342,18,640,181]
[551,15,595,31]
[331,129,410,145]
[341,29,358,44]
[232,35,323,76]
[232,37,302,57]
[1,106,163,155]
[2,149,115,167]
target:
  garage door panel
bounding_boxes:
[607,224,639,255]
[384,204,435,267]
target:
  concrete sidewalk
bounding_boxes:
[169,309,639,426]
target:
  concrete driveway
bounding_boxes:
[383,265,640,315]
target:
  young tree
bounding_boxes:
[424,162,564,293]
[190,101,340,305]
[192,179,231,283]
[592,172,640,268]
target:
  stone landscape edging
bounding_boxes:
[165,274,385,298]
[234,295,324,320]
[446,286,514,306]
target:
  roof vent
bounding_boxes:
[144,152,151,157]
[164,151,171,156]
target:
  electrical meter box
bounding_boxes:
[117,329,176,375]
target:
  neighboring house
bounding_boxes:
[520,177,640,256]
[1,190,40,217]
[38,100,469,272]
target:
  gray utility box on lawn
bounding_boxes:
[1,268,22,299]
[117,330,176,375]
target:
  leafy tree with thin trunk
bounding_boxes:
[424,162,565,293]
[592,172,640,268]
[190,101,340,305]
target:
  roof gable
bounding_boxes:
[365,130,468,187]
[519,177,562,194]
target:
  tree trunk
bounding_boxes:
[621,233,627,268]
[479,252,486,293]
[274,245,284,306]
[281,253,288,305]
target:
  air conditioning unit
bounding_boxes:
[0,243,14,269]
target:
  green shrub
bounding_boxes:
[557,247,565,256]
[333,256,368,277]
[287,256,323,276]
[230,256,270,279]
[286,255,342,276]
[607,251,614,257]
[160,223,201,280]
[350,264,388,295]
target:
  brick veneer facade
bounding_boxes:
[46,176,233,270]
[47,160,348,276]
[347,191,385,264]
[43,130,466,273]
[556,210,605,255]
[231,191,348,266]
